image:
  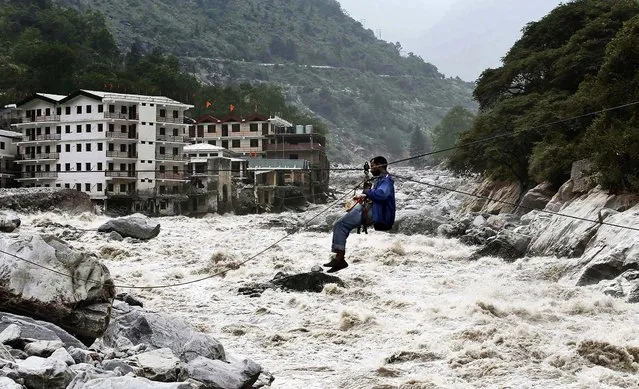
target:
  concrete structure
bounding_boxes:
[264,120,329,201]
[189,114,270,158]
[183,143,248,214]
[247,158,310,206]
[0,130,21,187]
[11,90,193,215]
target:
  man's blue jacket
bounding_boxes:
[363,174,396,230]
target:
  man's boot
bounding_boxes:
[324,249,345,267]
[327,250,348,273]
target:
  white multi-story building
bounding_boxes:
[0,129,21,187]
[12,90,193,213]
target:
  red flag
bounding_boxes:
[229,104,235,112]
[205,101,212,109]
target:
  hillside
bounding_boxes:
[53,0,476,163]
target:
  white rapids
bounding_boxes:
[16,168,639,389]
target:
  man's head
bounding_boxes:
[370,156,388,177]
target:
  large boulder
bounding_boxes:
[516,182,556,215]
[239,271,345,297]
[102,302,225,363]
[186,356,261,389]
[69,375,192,389]
[130,348,185,382]
[0,213,20,233]
[0,313,87,351]
[470,230,531,262]
[98,214,160,240]
[393,208,450,236]
[15,356,74,389]
[0,235,115,344]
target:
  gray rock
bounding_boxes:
[101,359,134,375]
[393,209,449,236]
[471,231,531,262]
[472,215,485,227]
[0,344,14,362]
[0,313,87,351]
[186,356,261,389]
[8,348,27,360]
[310,265,323,273]
[69,376,192,389]
[0,377,21,389]
[16,356,74,389]
[239,271,345,297]
[68,347,98,365]
[516,182,556,215]
[24,340,65,357]
[0,324,20,346]
[130,348,184,382]
[102,302,225,363]
[108,231,123,241]
[115,293,144,308]
[0,234,115,344]
[571,159,595,193]
[66,368,118,389]
[0,213,21,233]
[49,347,75,366]
[97,214,160,240]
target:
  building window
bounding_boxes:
[289,154,299,159]
[65,107,71,115]
[109,105,115,113]
[97,183,103,192]
[86,105,92,114]
[76,183,81,191]
[159,146,165,154]
[56,164,61,172]
[86,124,91,132]
[232,124,240,132]
[109,124,114,132]
[159,109,166,117]
[160,201,167,210]
[56,126,61,134]
[222,124,228,134]
[97,162,103,171]
[86,163,91,171]
[97,143,103,151]
[173,110,178,118]
[98,105,103,113]
[208,140,216,146]
[208,125,216,133]
[107,183,113,191]
[250,139,259,147]
[76,163,82,171]
[77,144,82,152]
[0,142,4,150]
[222,140,228,149]
[65,163,70,171]
[65,125,71,133]
[86,143,91,152]
[56,107,62,115]
[77,106,82,114]
[159,128,166,135]
[65,144,70,152]
[85,183,91,192]
[232,140,240,148]
[250,123,258,132]
[56,145,61,153]
[76,125,81,133]
[56,184,61,188]
[98,123,103,132]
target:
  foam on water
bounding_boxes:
[17,207,639,389]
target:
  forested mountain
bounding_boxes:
[448,0,639,193]
[48,0,476,162]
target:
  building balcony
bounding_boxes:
[156,134,189,143]
[156,116,185,124]
[106,151,137,159]
[18,134,61,144]
[17,171,58,181]
[263,142,326,152]
[106,132,138,141]
[105,112,139,121]
[155,154,186,162]
[16,153,60,162]
[105,190,134,198]
[105,171,137,180]
[156,172,188,181]
[21,115,61,123]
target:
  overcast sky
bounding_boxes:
[338,0,565,81]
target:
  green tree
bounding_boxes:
[432,106,474,163]
[408,126,431,167]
